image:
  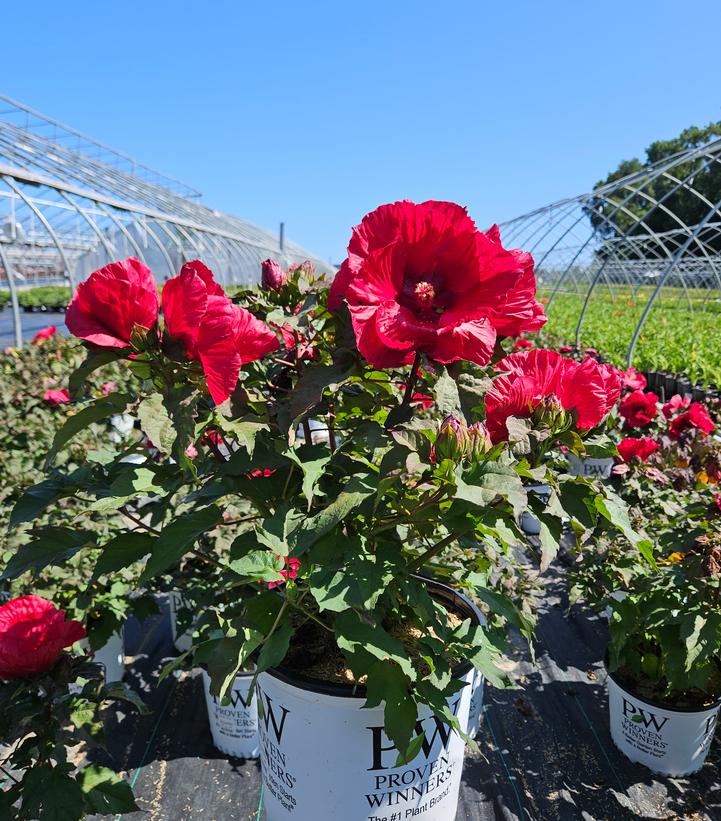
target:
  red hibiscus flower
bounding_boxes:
[0,596,86,680]
[32,325,57,345]
[328,201,545,368]
[621,367,646,391]
[617,437,659,463]
[662,394,691,419]
[277,323,315,361]
[485,349,621,442]
[411,392,433,409]
[619,390,658,427]
[669,403,716,439]
[66,258,159,348]
[264,556,301,589]
[261,259,288,291]
[43,388,71,405]
[162,261,279,404]
[513,338,534,351]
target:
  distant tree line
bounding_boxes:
[584,122,721,257]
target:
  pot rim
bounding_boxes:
[607,669,721,714]
[263,576,482,700]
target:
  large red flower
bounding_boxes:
[617,437,659,463]
[329,201,545,368]
[162,261,279,404]
[43,388,71,405]
[66,258,159,348]
[485,349,621,442]
[32,325,57,345]
[669,403,716,439]
[619,390,658,428]
[0,596,85,680]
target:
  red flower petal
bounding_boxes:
[66,258,158,348]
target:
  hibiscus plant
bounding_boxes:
[8,200,641,759]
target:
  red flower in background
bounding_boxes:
[619,390,658,427]
[329,201,545,368]
[621,367,646,391]
[559,345,574,353]
[100,381,118,396]
[0,596,85,680]
[66,258,159,348]
[662,394,691,419]
[246,468,277,479]
[669,403,716,439]
[32,325,57,345]
[264,556,301,589]
[261,259,288,292]
[162,261,279,404]
[617,437,659,463]
[43,388,71,405]
[715,494,721,514]
[485,349,621,442]
[513,338,534,351]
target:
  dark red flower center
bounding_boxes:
[399,274,452,320]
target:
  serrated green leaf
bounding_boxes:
[137,393,175,453]
[2,527,95,580]
[93,532,153,580]
[78,765,139,814]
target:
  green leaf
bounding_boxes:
[287,445,331,511]
[140,505,223,582]
[434,369,463,419]
[22,765,85,821]
[289,361,356,433]
[364,660,417,757]
[93,532,153,580]
[289,474,376,552]
[215,414,268,457]
[10,469,91,527]
[137,393,175,453]
[335,610,416,680]
[46,393,131,467]
[102,682,149,713]
[256,621,294,672]
[2,527,95,580]
[78,765,139,814]
[68,350,123,399]
[454,465,527,517]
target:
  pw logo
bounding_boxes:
[623,698,669,732]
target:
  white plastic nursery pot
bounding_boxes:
[202,669,260,759]
[466,668,485,739]
[168,590,196,653]
[520,483,551,536]
[257,579,480,821]
[608,674,720,776]
[79,629,124,683]
[567,454,614,480]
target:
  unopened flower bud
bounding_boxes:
[468,421,492,461]
[261,259,288,292]
[129,323,152,353]
[435,415,470,462]
[532,395,567,432]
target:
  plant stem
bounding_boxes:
[286,597,333,633]
[120,506,160,535]
[401,352,423,408]
[407,530,469,573]
[328,403,337,452]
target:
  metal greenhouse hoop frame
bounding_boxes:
[0,95,331,346]
[500,136,721,368]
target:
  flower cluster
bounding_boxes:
[66,257,279,404]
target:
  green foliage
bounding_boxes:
[16,286,71,310]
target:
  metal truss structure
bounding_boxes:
[500,135,721,366]
[0,95,330,345]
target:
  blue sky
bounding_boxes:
[3,1,720,264]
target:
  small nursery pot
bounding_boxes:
[520,484,551,536]
[202,669,259,759]
[257,578,480,821]
[168,590,196,653]
[566,455,614,481]
[608,674,720,776]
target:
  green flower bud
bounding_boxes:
[435,415,470,462]
[468,421,492,461]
